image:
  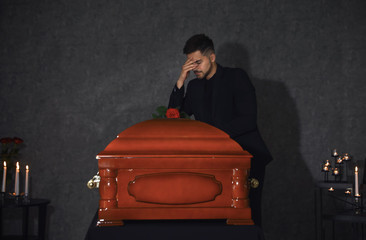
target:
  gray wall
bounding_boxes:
[1,0,365,239]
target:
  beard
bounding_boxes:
[194,62,213,79]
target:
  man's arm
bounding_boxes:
[168,82,193,116]
[168,58,197,114]
[168,84,184,109]
[177,57,197,89]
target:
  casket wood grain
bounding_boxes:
[96,119,253,226]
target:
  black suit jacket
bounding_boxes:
[169,64,272,172]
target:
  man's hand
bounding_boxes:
[176,58,197,89]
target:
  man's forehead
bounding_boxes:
[186,50,205,60]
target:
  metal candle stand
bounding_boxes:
[322,150,352,183]
[0,191,29,205]
[322,149,363,214]
[326,189,363,215]
[354,195,363,214]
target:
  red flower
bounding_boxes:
[166,108,180,118]
[13,137,24,144]
[0,137,13,144]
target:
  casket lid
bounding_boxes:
[97,119,250,158]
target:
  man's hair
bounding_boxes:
[183,34,215,55]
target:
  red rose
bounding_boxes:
[166,108,180,118]
[0,137,13,144]
[13,137,24,144]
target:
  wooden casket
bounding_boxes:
[96,119,253,226]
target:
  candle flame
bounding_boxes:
[16,162,19,169]
[26,165,29,170]
[3,161,6,167]
[356,166,358,172]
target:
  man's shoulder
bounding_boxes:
[219,64,254,91]
[217,65,250,83]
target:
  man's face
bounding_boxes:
[186,50,215,79]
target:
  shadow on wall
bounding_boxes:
[217,43,315,240]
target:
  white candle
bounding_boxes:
[325,160,331,167]
[355,166,360,196]
[25,165,29,197]
[15,162,19,196]
[1,161,6,192]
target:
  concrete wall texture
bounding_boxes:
[1,0,365,239]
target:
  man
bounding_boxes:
[168,34,272,226]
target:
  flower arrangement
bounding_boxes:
[1,137,23,159]
[152,106,190,119]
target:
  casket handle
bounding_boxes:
[87,172,101,189]
[248,178,259,189]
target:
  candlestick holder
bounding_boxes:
[321,160,331,182]
[323,171,329,182]
[342,153,352,182]
[0,192,5,205]
[10,192,22,197]
[336,156,343,165]
[6,192,24,205]
[8,192,24,198]
[326,188,363,214]
[354,195,363,214]
[331,149,339,158]
[332,167,341,182]
[333,162,345,183]
[345,188,352,196]
[23,194,30,204]
[322,149,354,183]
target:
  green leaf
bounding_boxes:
[156,106,168,115]
[180,111,191,119]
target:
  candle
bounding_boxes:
[1,161,6,192]
[333,168,339,175]
[25,165,29,197]
[343,153,351,161]
[336,156,343,164]
[355,166,360,197]
[15,162,19,196]
[328,187,334,192]
[322,160,331,172]
[332,149,339,157]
